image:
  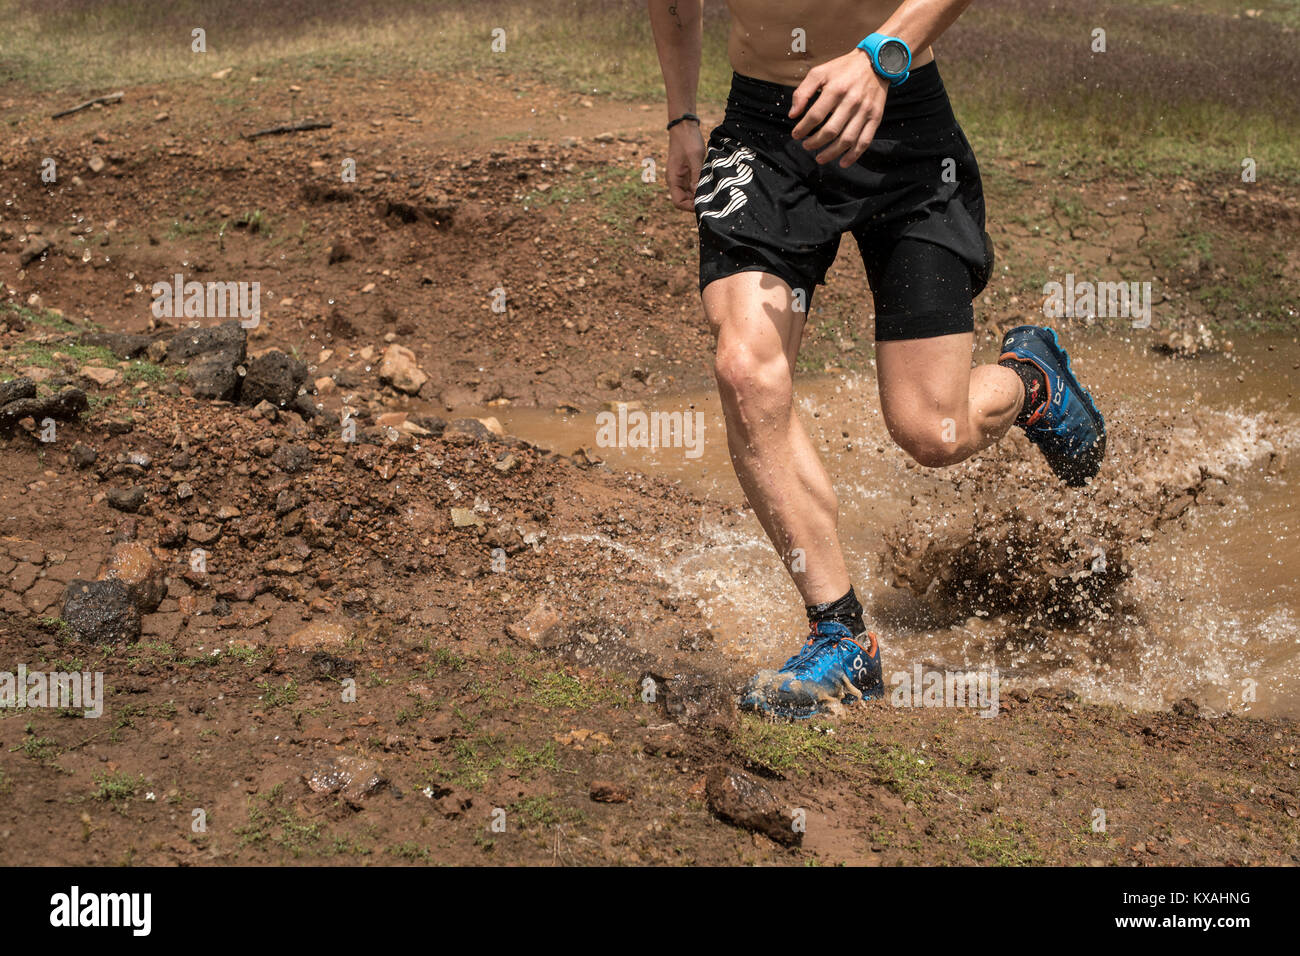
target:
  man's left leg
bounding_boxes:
[865,239,1107,482]
[876,331,1022,468]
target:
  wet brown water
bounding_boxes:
[462,332,1300,718]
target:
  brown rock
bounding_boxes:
[377,344,427,395]
[96,541,167,612]
[19,236,53,267]
[305,755,386,803]
[660,672,737,734]
[106,486,145,513]
[450,507,484,529]
[287,621,351,650]
[706,768,801,847]
[80,366,121,387]
[443,418,499,444]
[505,599,563,646]
[589,780,632,803]
[263,557,304,575]
[188,523,221,545]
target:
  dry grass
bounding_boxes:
[0,0,731,99]
[1,0,1296,176]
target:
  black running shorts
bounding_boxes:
[695,63,994,341]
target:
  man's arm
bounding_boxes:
[648,0,705,211]
[791,0,974,167]
[876,0,974,56]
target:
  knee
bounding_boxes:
[713,342,791,421]
[890,418,969,468]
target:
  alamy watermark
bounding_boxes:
[595,404,705,459]
[1,664,103,718]
[151,272,261,328]
[1043,273,1151,328]
[890,664,999,718]
[49,886,150,936]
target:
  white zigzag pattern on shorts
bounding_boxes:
[695,142,755,220]
[698,187,748,221]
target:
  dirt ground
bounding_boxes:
[1,66,1298,866]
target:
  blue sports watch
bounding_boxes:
[857,32,911,86]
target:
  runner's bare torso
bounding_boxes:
[724,0,935,85]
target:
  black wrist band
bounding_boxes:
[666,112,700,131]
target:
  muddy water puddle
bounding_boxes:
[463,332,1300,718]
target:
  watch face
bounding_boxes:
[877,40,908,75]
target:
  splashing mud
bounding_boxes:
[470,332,1300,717]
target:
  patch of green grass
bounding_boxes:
[426,648,467,675]
[180,649,223,667]
[525,669,614,710]
[12,725,62,764]
[466,675,505,703]
[236,208,269,236]
[93,701,178,748]
[92,770,143,805]
[125,640,177,669]
[162,216,220,240]
[450,703,479,732]
[509,794,583,828]
[13,340,117,369]
[449,736,505,790]
[737,716,973,805]
[965,820,1044,866]
[0,302,84,334]
[35,616,74,639]
[258,679,300,709]
[386,841,432,862]
[234,784,373,858]
[121,358,184,385]
[225,644,265,665]
[509,741,559,777]
[395,694,434,725]
[267,220,309,248]
[735,717,840,777]
[435,734,562,791]
[846,741,972,806]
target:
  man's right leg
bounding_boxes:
[702,270,851,608]
[705,269,884,719]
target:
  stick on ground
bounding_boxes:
[244,119,333,140]
[51,92,124,120]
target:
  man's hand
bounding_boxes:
[790,49,890,167]
[667,122,706,212]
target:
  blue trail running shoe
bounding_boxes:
[739,621,884,720]
[1000,325,1106,486]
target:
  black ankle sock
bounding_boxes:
[806,586,865,636]
[999,357,1048,425]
